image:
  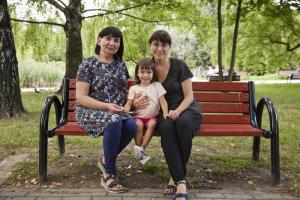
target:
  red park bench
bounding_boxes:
[39,78,280,185]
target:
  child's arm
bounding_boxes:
[159,95,168,119]
[123,99,133,113]
[124,85,136,113]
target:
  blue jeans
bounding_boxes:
[103,119,136,175]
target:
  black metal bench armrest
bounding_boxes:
[255,97,279,138]
[40,95,62,138]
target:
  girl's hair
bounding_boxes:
[135,58,158,84]
[94,26,124,61]
[148,30,172,46]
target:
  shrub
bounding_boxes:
[19,59,64,87]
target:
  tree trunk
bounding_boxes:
[0,0,25,118]
[217,0,223,81]
[228,0,242,81]
[64,0,83,79]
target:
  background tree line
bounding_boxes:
[1,0,299,118]
[10,0,300,74]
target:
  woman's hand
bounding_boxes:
[133,93,150,109]
[167,109,180,120]
[105,103,124,113]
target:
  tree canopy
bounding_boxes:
[9,0,300,75]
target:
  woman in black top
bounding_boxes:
[135,30,202,200]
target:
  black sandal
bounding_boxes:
[173,193,190,200]
[173,180,190,200]
[100,174,128,193]
[163,184,176,195]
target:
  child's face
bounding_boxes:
[137,67,153,85]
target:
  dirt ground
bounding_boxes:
[1,145,298,198]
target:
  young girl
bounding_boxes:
[124,58,168,165]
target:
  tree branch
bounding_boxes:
[11,18,65,27]
[82,8,108,14]
[269,35,300,52]
[280,16,300,38]
[114,0,154,13]
[56,0,67,7]
[118,13,160,23]
[46,0,66,13]
[82,0,154,14]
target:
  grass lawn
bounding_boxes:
[0,84,299,194]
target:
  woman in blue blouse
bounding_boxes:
[75,26,136,193]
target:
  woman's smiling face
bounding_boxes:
[98,34,121,56]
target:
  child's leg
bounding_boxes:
[140,118,157,149]
[134,118,144,146]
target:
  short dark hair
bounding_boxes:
[94,26,124,61]
[135,58,158,84]
[148,30,171,46]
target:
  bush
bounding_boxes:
[19,59,64,87]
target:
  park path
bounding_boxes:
[0,186,299,200]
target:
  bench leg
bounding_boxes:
[39,129,48,184]
[271,133,280,185]
[252,136,260,161]
[58,136,65,156]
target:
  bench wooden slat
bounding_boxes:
[200,102,249,113]
[67,112,77,122]
[55,122,262,136]
[69,79,76,88]
[202,114,249,124]
[56,122,86,135]
[197,124,263,136]
[67,112,250,124]
[68,100,76,110]
[192,82,248,92]
[69,90,76,100]
[70,90,250,103]
[194,92,249,103]
[69,101,249,113]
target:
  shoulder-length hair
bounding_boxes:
[135,58,158,84]
[148,30,171,46]
[94,26,124,61]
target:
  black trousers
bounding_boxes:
[158,103,201,182]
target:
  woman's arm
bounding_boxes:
[168,78,193,119]
[132,93,150,109]
[76,81,124,113]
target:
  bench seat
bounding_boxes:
[55,122,263,137]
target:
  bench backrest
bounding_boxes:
[209,75,241,82]
[290,73,300,79]
[61,79,256,126]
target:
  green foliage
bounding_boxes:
[82,18,107,59]
[9,0,300,75]
[18,59,64,87]
[234,1,300,72]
